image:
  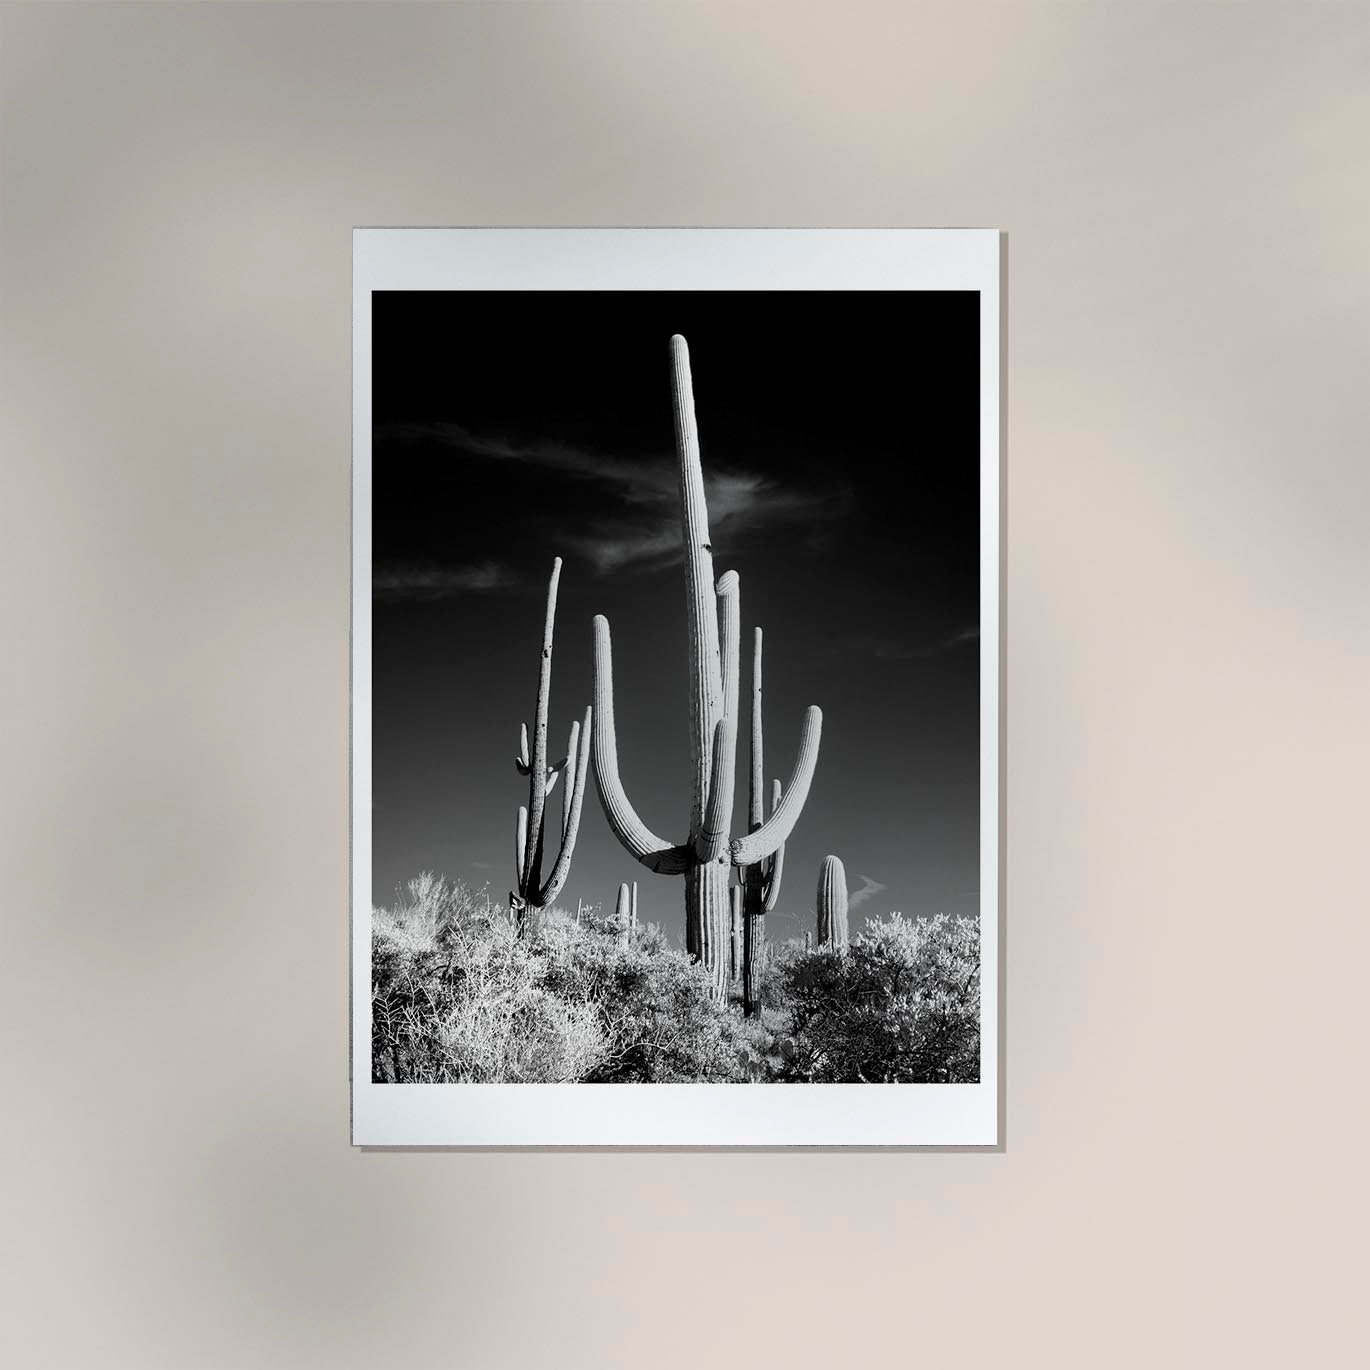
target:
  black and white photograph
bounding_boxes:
[352,229,1000,1144]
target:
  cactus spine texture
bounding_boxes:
[592,337,823,997]
[817,855,849,950]
[512,558,592,931]
[741,628,788,1016]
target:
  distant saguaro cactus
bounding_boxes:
[740,628,787,1016]
[817,855,849,950]
[511,558,592,932]
[592,337,823,997]
[615,881,632,940]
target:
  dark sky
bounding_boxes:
[370,290,980,944]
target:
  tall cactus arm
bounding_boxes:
[536,704,592,907]
[524,558,562,894]
[717,572,741,745]
[516,723,530,775]
[671,335,723,838]
[693,571,740,861]
[730,706,823,868]
[561,718,581,841]
[762,777,785,913]
[749,627,765,829]
[515,806,529,893]
[591,614,691,875]
[694,716,737,863]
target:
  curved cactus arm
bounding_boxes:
[536,705,592,907]
[544,755,567,800]
[762,777,785,913]
[516,723,530,775]
[731,706,823,868]
[561,718,581,842]
[694,716,737,863]
[762,860,784,913]
[523,558,562,895]
[515,805,529,893]
[591,614,691,875]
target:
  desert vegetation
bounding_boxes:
[372,876,979,1084]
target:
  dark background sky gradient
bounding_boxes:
[371,290,980,943]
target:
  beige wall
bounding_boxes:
[1,3,1365,1366]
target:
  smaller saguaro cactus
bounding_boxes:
[631,881,639,933]
[615,881,632,939]
[512,558,592,932]
[817,855,849,950]
[804,931,812,953]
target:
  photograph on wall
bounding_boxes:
[352,230,999,1145]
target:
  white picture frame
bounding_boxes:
[352,228,1000,1146]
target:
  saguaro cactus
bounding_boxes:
[592,336,823,997]
[817,855,849,950]
[741,628,787,1016]
[512,558,592,931]
[615,881,632,939]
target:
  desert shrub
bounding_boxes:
[777,913,980,1083]
[372,876,751,1083]
[371,877,607,1082]
[551,920,748,1083]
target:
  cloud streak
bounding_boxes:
[835,624,981,662]
[848,874,888,911]
[378,421,835,574]
[373,561,516,601]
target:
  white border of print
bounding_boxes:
[352,229,1000,1147]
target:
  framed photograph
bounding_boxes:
[352,229,999,1145]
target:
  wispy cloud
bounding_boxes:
[836,624,980,662]
[389,422,657,494]
[849,874,888,911]
[373,561,516,601]
[378,421,835,574]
